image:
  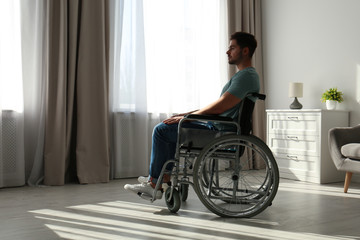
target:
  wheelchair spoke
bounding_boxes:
[207,158,216,197]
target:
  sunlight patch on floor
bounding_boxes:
[30,200,355,240]
[99,201,281,226]
[279,181,360,199]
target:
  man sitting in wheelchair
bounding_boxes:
[125,31,260,200]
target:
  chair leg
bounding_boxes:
[344,172,353,193]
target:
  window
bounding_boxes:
[0,0,23,112]
[143,0,226,113]
[114,0,228,114]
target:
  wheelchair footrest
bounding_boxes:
[138,192,153,201]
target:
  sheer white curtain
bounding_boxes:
[110,0,150,178]
[21,0,47,186]
[109,0,228,178]
[0,0,47,187]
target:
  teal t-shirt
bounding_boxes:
[219,67,260,120]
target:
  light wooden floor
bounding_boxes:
[1,178,360,240]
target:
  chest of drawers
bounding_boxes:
[266,109,348,183]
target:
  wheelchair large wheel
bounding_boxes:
[193,134,279,218]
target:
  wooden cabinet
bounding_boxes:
[266,109,349,183]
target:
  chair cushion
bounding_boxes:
[341,143,360,160]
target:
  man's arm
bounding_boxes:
[163,92,241,125]
[192,92,241,115]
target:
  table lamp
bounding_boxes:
[289,82,303,109]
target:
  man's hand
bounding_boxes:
[163,116,183,125]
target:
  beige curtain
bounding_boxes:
[227,0,265,142]
[44,0,110,185]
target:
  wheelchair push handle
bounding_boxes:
[249,92,266,100]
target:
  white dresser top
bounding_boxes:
[266,109,348,113]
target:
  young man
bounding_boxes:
[124,32,260,199]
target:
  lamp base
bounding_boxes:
[290,97,303,109]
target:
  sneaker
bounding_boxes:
[124,182,163,199]
[137,176,148,183]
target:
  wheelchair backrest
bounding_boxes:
[237,93,266,135]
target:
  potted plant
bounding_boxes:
[321,87,344,110]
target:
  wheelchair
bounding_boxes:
[147,93,279,218]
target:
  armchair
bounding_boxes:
[328,125,360,193]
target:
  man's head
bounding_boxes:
[227,32,257,66]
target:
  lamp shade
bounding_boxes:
[289,82,303,98]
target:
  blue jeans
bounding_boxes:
[149,121,215,184]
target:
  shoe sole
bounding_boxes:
[124,183,163,200]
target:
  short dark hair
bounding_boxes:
[230,32,257,58]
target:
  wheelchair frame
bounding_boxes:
[149,93,279,218]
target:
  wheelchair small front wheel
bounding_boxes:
[165,187,181,213]
[179,184,189,201]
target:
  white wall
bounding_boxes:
[262,0,360,127]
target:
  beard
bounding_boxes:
[228,59,237,65]
[228,52,243,65]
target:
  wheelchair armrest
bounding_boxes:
[184,114,233,122]
[180,114,239,133]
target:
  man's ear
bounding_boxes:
[242,47,250,57]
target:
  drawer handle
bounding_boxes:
[287,155,300,161]
[287,116,299,120]
[287,136,299,140]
